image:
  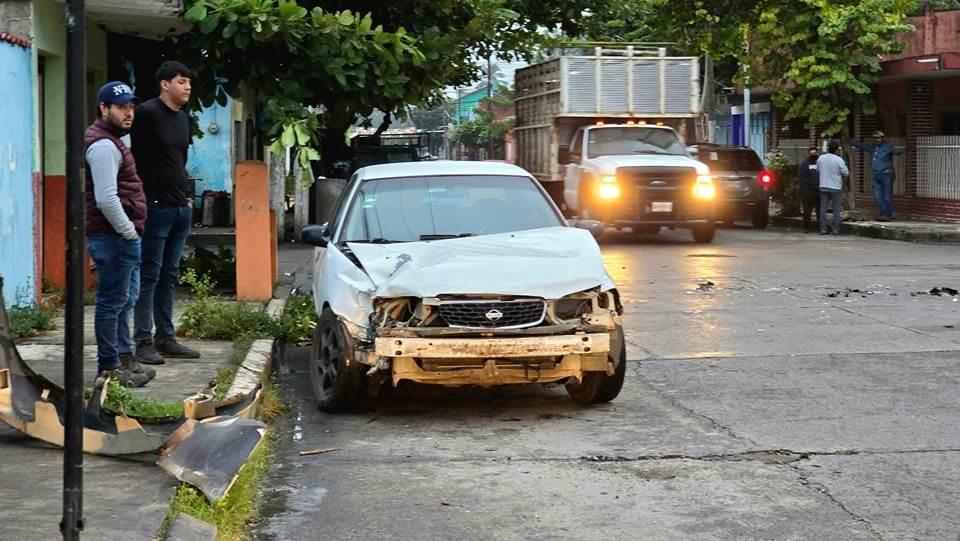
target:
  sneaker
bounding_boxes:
[135,343,166,365]
[156,338,201,359]
[97,366,151,388]
[120,353,156,380]
[876,215,891,222]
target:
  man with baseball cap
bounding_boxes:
[84,81,155,387]
[851,130,903,221]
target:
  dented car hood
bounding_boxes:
[347,226,615,299]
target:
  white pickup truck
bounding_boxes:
[561,123,717,243]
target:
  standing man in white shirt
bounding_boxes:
[816,140,849,236]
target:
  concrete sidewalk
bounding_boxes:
[772,214,960,242]
[0,243,314,540]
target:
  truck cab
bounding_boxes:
[562,123,717,243]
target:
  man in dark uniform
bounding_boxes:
[132,61,201,364]
[797,146,820,233]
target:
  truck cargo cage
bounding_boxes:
[515,43,701,124]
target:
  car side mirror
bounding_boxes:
[568,219,605,240]
[301,224,330,247]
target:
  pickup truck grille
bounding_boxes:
[439,300,546,329]
[618,167,697,191]
[617,167,698,216]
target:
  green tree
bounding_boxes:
[451,92,515,159]
[178,0,580,172]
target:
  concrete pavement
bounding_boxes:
[772,214,960,242]
[0,243,314,540]
[254,226,960,540]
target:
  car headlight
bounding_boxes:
[692,174,716,200]
[596,175,620,200]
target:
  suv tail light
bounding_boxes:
[758,170,774,187]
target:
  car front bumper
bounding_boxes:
[374,333,613,386]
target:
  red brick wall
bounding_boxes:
[906,80,935,198]
[855,194,960,222]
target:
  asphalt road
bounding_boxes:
[252,226,960,540]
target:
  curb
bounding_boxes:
[160,287,294,539]
[771,215,960,242]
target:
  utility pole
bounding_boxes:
[487,55,493,160]
[741,25,751,151]
[62,0,86,539]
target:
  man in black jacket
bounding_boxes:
[132,61,201,364]
[797,146,820,233]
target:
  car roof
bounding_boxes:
[356,160,534,181]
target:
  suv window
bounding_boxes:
[587,127,686,158]
[697,148,763,171]
[339,175,564,243]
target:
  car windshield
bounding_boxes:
[340,175,564,243]
[697,148,763,171]
[587,127,687,158]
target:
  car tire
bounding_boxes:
[310,308,369,412]
[752,202,770,229]
[692,223,716,243]
[566,327,626,404]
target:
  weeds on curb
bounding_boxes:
[9,303,57,339]
[103,379,184,419]
[162,428,276,541]
[160,376,287,540]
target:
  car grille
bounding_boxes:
[439,300,546,329]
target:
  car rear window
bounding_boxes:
[340,175,564,242]
[698,149,763,171]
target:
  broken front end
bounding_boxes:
[345,289,624,387]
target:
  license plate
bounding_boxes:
[651,202,673,213]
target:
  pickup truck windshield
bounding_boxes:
[340,175,564,243]
[587,127,687,158]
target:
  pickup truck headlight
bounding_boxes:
[597,175,620,200]
[692,175,716,200]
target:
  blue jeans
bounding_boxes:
[135,204,191,345]
[819,188,843,233]
[873,171,893,218]
[87,234,141,372]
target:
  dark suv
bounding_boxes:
[687,143,773,229]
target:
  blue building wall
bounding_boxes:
[0,41,36,306]
[187,97,233,201]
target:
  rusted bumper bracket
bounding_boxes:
[376,333,612,386]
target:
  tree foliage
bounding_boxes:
[641,0,918,136]
[178,0,575,169]
[451,92,515,150]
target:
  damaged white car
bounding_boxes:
[301,161,625,411]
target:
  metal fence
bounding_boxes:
[917,136,960,200]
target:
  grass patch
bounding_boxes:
[163,428,276,541]
[213,366,236,400]
[104,379,184,419]
[160,378,287,540]
[9,303,57,339]
[257,374,288,423]
[277,294,317,343]
[177,270,277,341]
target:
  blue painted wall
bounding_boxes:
[0,41,36,307]
[187,98,233,201]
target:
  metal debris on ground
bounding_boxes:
[911,287,959,297]
[158,416,267,501]
[696,280,716,291]
[0,286,164,455]
[825,288,874,298]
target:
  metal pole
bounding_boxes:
[62,0,86,539]
[487,56,493,159]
